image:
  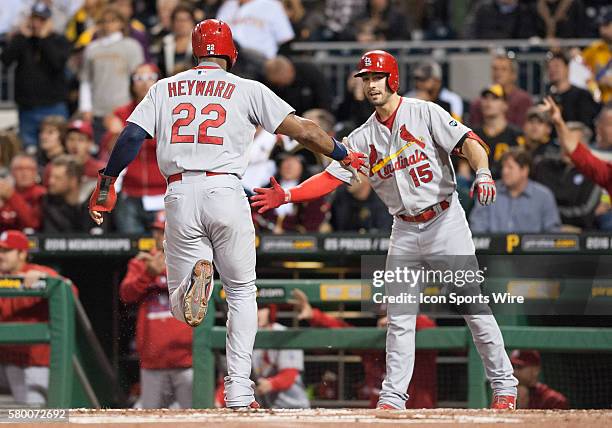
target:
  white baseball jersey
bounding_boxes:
[326,97,471,216]
[252,323,309,408]
[127,62,294,179]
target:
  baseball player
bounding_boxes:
[252,50,519,410]
[87,19,365,409]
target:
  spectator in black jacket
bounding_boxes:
[467,0,536,39]
[547,51,600,130]
[41,155,102,233]
[331,178,392,233]
[264,56,332,115]
[532,122,601,230]
[0,2,70,153]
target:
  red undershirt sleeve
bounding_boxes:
[289,171,344,202]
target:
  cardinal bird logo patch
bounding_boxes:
[399,124,426,149]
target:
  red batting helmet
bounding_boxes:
[192,19,238,69]
[354,50,399,93]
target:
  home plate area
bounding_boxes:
[6,408,611,428]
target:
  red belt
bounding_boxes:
[397,200,450,223]
[167,171,229,184]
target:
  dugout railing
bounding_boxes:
[193,279,612,409]
[0,277,124,408]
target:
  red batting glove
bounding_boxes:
[250,177,290,214]
[89,169,118,224]
[470,168,496,206]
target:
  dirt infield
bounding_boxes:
[4,408,612,428]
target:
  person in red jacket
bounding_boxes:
[543,97,612,196]
[0,230,66,405]
[290,289,437,408]
[511,350,568,409]
[119,211,193,408]
[0,155,46,232]
[103,63,167,233]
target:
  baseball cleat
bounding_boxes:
[491,395,516,410]
[229,401,260,410]
[183,259,214,327]
[376,403,402,410]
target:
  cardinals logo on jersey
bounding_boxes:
[399,124,426,150]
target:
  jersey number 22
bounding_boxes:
[171,102,226,145]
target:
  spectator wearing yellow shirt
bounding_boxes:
[582,11,612,103]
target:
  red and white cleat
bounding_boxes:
[183,259,214,327]
[491,395,516,410]
[376,403,402,410]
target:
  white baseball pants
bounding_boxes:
[378,193,518,409]
[164,172,257,408]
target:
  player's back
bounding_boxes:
[129,63,293,179]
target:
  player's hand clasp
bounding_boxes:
[470,168,496,206]
[340,138,367,183]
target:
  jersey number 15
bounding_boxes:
[171,102,226,145]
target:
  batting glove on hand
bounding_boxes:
[470,168,496,206]
[89,169,117,225]
[250,177,290,214]
[339,138,367,183]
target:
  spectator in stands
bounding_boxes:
[406,61,463,121]
[158,4,196,77]
[350,0,410,41]
[543,97,612,218]
[290,289,437,408]
[469,148,561,233]
[120,211,193,408]
[253,304,310,408]
[42,155,101,233]
[547,51,600,130]
[511,350,568,409]
[469,53,533,128]
[259,154,329,233]
[110,0,151,61]
[0,230,66,406]
[0,155,46,232]
[466,0,536,39]
[242,127,280,193]
[216,0,295,59]
[533,122,601,230]
[65,119,103,177]
[0,2,70,152]
[264,56,331,116]
[149,0,180,53]
[282,0,321,42]
[534,0,588,39]
[0,1,29,39]
[594,103,612,151]
[38,115,67,168]
[336,72,374,136]
[473,84,523,179]
[582,10,612,104]
[104,63,167,233]
[519,106,555,162]
[0,131,22,170]
[331,176,392,232]
[79,5,144,144]
[323,0,367,40]
[65,0,108,49]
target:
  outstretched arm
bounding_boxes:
[250,172,343,214]
[275,114,366,176]
[543,96,612,190]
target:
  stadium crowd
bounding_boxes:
[0,0,611,235]
[0,0,610,410]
